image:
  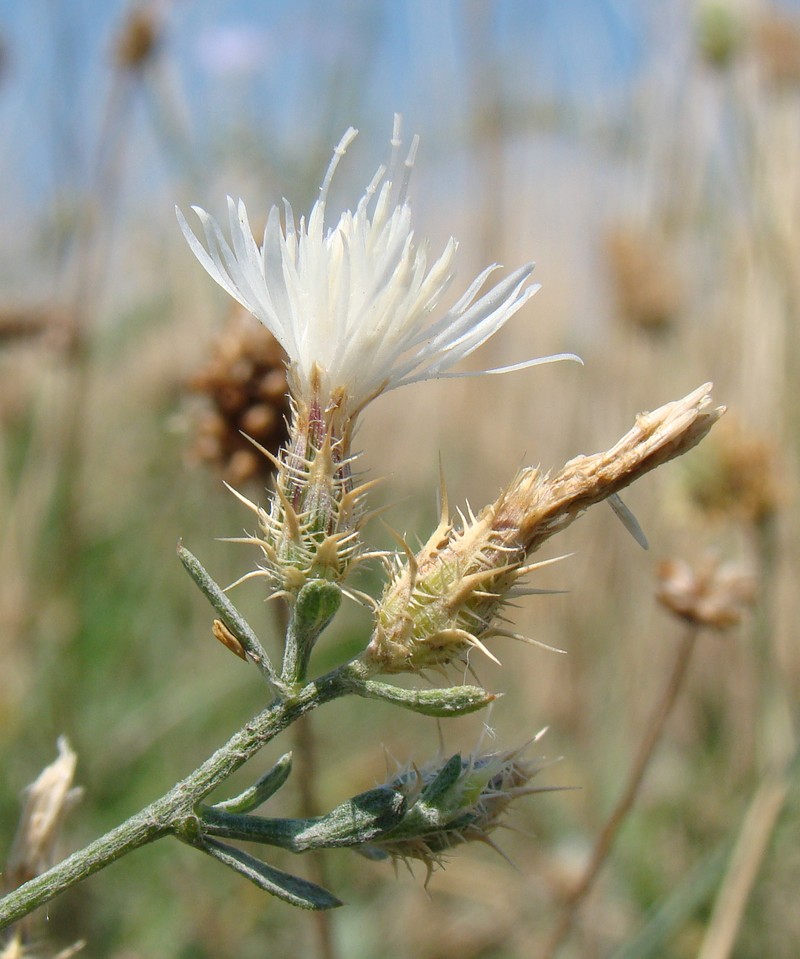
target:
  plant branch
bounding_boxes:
[0,662,369,931]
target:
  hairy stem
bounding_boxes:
[0,662,368,931]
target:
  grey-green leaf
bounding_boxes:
[196,837,343,911]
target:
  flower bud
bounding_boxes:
[355,743,544,875]
[228,382,376,598]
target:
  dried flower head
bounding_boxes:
[114,7,160,70]
[188,305,290,486]
[4,739,82,892]
[604,225,682,336]
[656,554,757,629]
[753,11,800,87]
[366,384,724,674]
[681,417,783,526]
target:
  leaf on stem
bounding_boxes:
[212,752,293,814]
[193,836,343,910]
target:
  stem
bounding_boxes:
[293,711,337,959]
[0,662,368,931]
[540,625,700,959]
[178,544,281,689]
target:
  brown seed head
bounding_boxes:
[681,417,783,526]
[604,225,683,336]
[656,554,757,629]
[188,306,291,486]
[114,7,160,70]
[753,11,800,87]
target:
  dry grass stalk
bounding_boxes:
[697,767,792,959]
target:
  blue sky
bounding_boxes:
[0,0,647,214]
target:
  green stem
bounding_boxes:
[0,662,368,931]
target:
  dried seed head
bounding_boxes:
[366,384,724,674]
[656,554,757,630]
[4,738,82,893]
[604,225,683,336]
[114,7,160,70]
[189,305,291,486]
[753,11,800,87]
[681,417,783,526]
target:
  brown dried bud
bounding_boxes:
[114,8,160,70]
[212,619,247,660]
[4,739,82,893]
[682,418,783,526]
[604,225,683,336]
[656,554,757,629]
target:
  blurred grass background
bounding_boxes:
[1,1,799,956]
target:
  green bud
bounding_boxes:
[283,580,343,683]
[351,680,497,717]
[294,580,342,636]
[354,744,544,874]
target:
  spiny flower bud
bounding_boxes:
[228,384,378,597]
[365,384,724,674]
[356,741,545,877]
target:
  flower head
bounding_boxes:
[365,384,725,674]
[355,739,548,877]
[178,116,575,425]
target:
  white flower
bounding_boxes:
[178,117,578,417]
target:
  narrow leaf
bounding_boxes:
[194,837,343,911]
[212,752,293,813]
